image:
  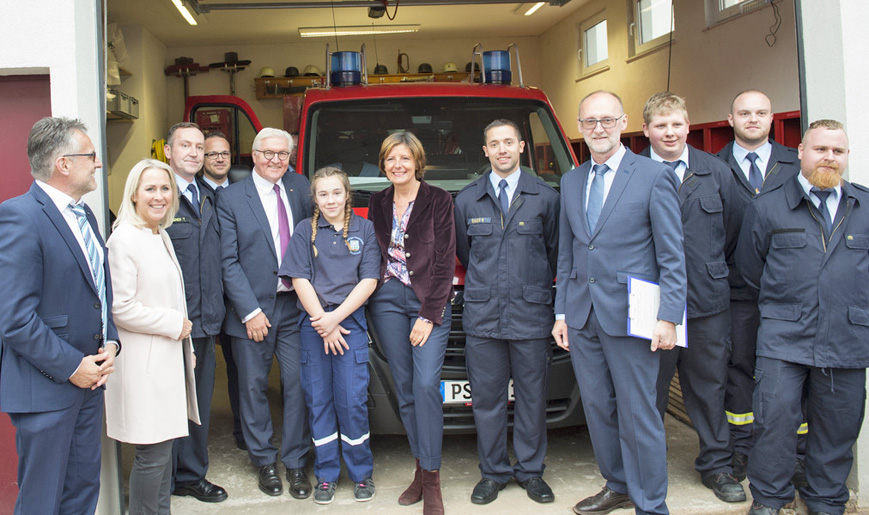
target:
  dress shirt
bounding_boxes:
[649,146,689,183]
[174,174,200,210]
[251,170,294,291]
[797,173,841,223]
[201,175,228,191]
[732,141,772,183]
[584,144,627,210]
[488,167,522,206]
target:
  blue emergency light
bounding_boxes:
[330,51,362,87]
[483,50,511,85]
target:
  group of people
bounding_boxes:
[0,85,864,515]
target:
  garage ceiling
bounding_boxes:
[107,0,588,47]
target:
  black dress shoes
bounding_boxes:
[701,472,746,502]
[258,463,283,496]
[573,486,633,515]
[286,467,312,499]
[172,478,228,503]
[748,501,779,514]
[470,478,506,505]
[518,476,554,503]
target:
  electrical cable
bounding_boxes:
[765,0,781,47]
[666,0,674,92]
[331,0,339,50]
[386,0,400,21]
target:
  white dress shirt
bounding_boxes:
[489,166,522,206]
[649,145,690,183]
[584,144,627,210]
[732,141,773,183]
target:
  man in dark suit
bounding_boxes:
[0,117,119,514]
[552,91,686,515]
[218,127,313,499]
[640,92,744,503]
[736,119,867,515]
[163,122,228,503]
[715,90,800,480]
[455,119,559,505]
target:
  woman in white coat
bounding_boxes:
[105,159,199,515]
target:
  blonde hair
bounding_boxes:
[643,92,689,125]
[379,131,427,180]
[310,166,353,257]
[114,159,179,231]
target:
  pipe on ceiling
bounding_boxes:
[189,0,570,14]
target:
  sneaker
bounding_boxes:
[354,478,376,502]
[314,481,336,504]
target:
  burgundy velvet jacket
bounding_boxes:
[368,180,456,325]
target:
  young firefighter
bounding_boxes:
[279,167,381,504]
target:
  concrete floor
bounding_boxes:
[118,350,861,515]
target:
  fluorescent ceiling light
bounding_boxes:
[525,2,545,15]
[299,25,420,38]
[172,0,198,25]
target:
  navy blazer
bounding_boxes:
[0,183,119,413]
[641,145,739,318]
[554,148,686,335]
[165,176,225,337]
[455,170,559,339]
[368,180,456,325]
[716,139,800,300]
[218,171,312,340]
[736,176,869,368]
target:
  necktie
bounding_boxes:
[187,183,200,217]
[811,187,833,234]
[498,179,510,216]
[664,160,681,181]
[274,184,292,289]
[587,164,607,232]
[746,152,763,194]
[69,203,107,342]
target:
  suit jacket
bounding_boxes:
[0,183,119,413]
[716,139,800,300]
[165,176,225,338]
[218,171,312,340]
[736,176,869,368]
[105,222,199,444]
[455,170,559,339]
[554,148,686,336]
[368,180,456,325]
[641,145,739,318]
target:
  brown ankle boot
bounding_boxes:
[422,468,444,515]
[398,458,423,505]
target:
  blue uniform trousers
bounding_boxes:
[218,331,243,444]
[9,387,103,515]
[569,309,669,515]
[655,310,732,478]
[726,298,760,453]
[368,279,451,471]
[232,292,310,468]
[465,336,550,483]
[748,356,865,514]
[300,307,373,483]
[173,335,216,485]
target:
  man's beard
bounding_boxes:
[806,166,842,190]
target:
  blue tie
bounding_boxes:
[69,203,107,342]
[746,152,763,194]
[498,179,510,216]
[811,187,833,234]
[187,183,201,217]
[587,164,607,232]
[664,160,682,181]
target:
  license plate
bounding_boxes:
[440,379,515,405]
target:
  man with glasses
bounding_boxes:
[552,91,685,515]
[163,122,229,503]
[218,127,313,499]
[0,117,119,514]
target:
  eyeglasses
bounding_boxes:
[254,149,290,161]
[63,152,98,161]
[578,115,625,130]
[204,151,231,160]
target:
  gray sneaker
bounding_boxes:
[314,481,336,504]
[354,478,376,502]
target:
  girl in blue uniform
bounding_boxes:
[279,167,381,504]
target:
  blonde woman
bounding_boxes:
[105,159,199,515]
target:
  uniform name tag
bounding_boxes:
[468,217,491,224]
[173,216,189,223]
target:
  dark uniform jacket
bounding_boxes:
[716,140,799,301]
[642,145,739,319]
[166,176,225,338]
[455,171,559,340]
[736,175,869,368]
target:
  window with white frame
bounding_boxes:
[705,0,769,27]
[630,0,674,56]
[577,10,608,77]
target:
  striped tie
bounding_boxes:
[70,203,107,342]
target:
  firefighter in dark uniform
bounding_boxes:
[455,119,558,506]
[736,119,869,515]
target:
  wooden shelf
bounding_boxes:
[255,72,471,99]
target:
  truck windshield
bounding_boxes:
[305,96,574,201]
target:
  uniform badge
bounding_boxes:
[173,216,188,223]
[468,217,491,224]
[347,236,363,254]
